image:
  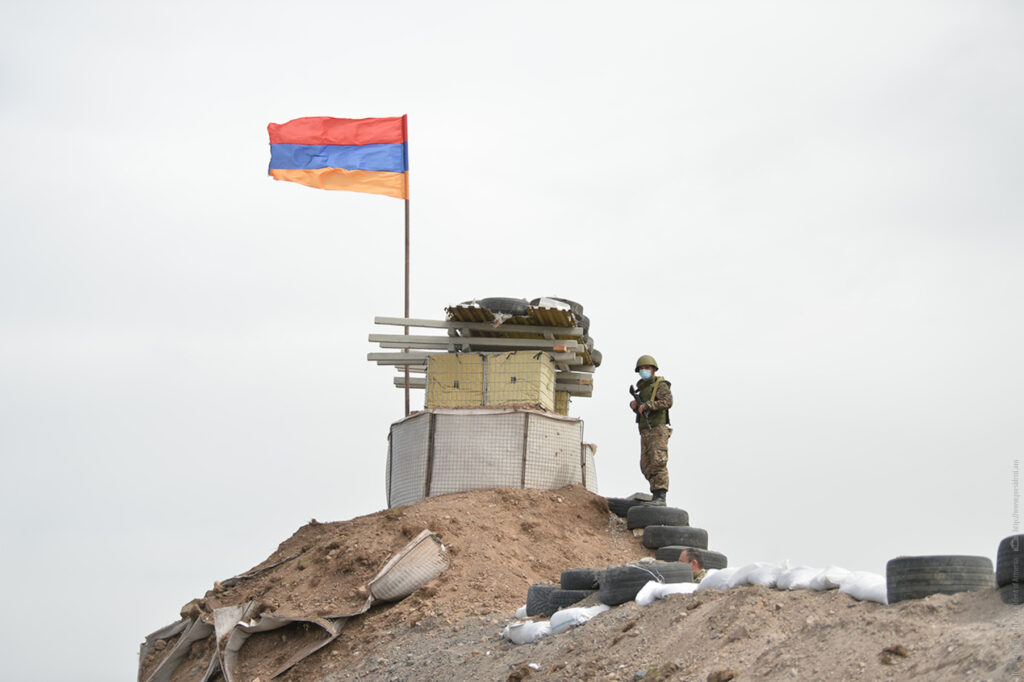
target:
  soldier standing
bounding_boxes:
[629,354,673,506]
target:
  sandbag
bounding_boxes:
[839,571,887,604]
[635,580,700,605]
[502,620,552,644]
[697,567,737,591]
[728,562,782,588]
[808,565,851,591]
[777,566,820,591]
[549,604,610,634]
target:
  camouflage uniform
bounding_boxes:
[693,568,707,583]
[635,376,673,493]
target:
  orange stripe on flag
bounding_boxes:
[270,168,409,199]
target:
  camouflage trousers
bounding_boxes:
[639,424,671,492]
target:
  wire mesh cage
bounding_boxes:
[425,351,555,411]
[386,407,597,507]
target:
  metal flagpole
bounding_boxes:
[401,114,411,417]
[404,198,410,416]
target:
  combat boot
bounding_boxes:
[647,489,667,506]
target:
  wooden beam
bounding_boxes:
[399,374,593,385]
[367,352,440,365]
[554,377,594,386]
[392,376,427,389]
[554,370,597,381]
[370,351,584,365]
[375,316,583,337]
[369,333,583,351]
[389,376,593,397]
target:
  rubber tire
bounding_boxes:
[643,525,708,550]
[599,562,694,606]
[526,583,557,617]
[478,297,530,317]
[549,588,595,611]
[655,546,729,569]
[606,497,646,518]
[627,506,689,530]
[589,349,602,367]
[561,568,601,590]
[578,313,590,335]
[996,535,1024,587]
[886,555,995,604]
[581,335,595,353]
[999,583,1024,605]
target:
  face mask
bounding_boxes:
[638,369,653,380]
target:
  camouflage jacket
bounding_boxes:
[634,375,672,429]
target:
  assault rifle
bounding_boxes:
[629,384,652,429]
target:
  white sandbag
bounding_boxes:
[746,562,783,588]
[549,604,610,634]
[697,567,736,591]
[728,562,783,588]
[502,620,552,644]
[808,566,851,591]
[514,605,527,619]
[838,571,887,604]
[635,580,700,605]
[777,566,820,591]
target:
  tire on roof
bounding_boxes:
[478,297,530,317]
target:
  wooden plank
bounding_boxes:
[555,377,594,386]
[375,316,583,337]
[392,377,427,389]
[390,377,593,396]
[369,333,583,351]
[375,341,583,356]
[367,352,441,365]
[372,349,583,365]
[555,370,598,381]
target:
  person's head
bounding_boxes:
[635,354,658,380]
[680,548,704,574]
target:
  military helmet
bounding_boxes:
[635,354,658,372]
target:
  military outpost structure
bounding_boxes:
[367,297,603,507]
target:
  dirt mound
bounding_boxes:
[188,484,644,621]
[153,485,650,681]
[146,485,1024,681]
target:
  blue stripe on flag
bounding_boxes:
[269,143,407,172]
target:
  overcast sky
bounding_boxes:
[2,2,1022,680]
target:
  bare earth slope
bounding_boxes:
[159,485,1024,681]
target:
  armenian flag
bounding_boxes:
[267,115,408,199]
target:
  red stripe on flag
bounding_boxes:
[268,116,406,146]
